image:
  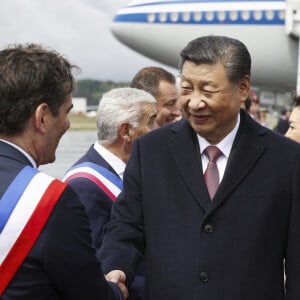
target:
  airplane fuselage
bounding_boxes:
[112,0,298,90]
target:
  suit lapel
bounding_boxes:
[168,120,211,212]
[208,111,268,213]
[168,112,269,215]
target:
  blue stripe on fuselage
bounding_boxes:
[113,11,284,25]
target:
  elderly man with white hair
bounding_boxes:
[63,87,157,300]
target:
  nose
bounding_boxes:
[188,96,206,110]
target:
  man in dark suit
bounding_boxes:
[130,66,182,126]
[0,44,127,300]
[100,36,300,300]
[275,108,291,134]
[63,88,157,300]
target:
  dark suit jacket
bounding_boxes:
[67,145,145,300]
[66,145,119,258]
[100,110,300,300]
[0,141,121,300]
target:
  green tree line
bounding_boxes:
[73,79,130,106]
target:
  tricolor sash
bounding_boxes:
[63,162,123,201]
[0,166,67,295]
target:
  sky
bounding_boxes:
[0,0,177,82]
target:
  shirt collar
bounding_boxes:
[93,141,126,179]
[197,113,240,159]
[0,139,37,168]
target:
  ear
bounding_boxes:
[34,103,50,134]
[239,75,250,102]
[118,122,131,142]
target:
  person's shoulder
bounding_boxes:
[67,175,101,191]
[47,182,87,218]
[67,176,114,206]
[265,128,300,154]
[34,179,88,242]
[70,144,95,167]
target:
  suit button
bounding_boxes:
[200,272,209,282]
[204,224,214,233]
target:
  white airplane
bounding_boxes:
[111,0,300,93]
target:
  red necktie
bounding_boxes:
[204,146,222,200]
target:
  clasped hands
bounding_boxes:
[105,270,129,300]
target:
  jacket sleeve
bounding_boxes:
[67,177,113,259]
[285,150,300,299]
[43,186,122,300]
[100,141,145,284]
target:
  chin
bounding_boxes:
[47,156,56,164]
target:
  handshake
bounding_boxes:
[106,270,129,300]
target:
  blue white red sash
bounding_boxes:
[63,162,123,201]
[0,166,67,295]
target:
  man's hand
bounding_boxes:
[105,270,128,300]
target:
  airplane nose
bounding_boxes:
[111,21,133,49]
[110,14,182,67]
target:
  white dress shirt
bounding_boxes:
[197,114,240,183]
[93,141,126,180]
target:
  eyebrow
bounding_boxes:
[181,74,213,86]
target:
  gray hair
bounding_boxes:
[97,87,156,143]
[180,35,251,84]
